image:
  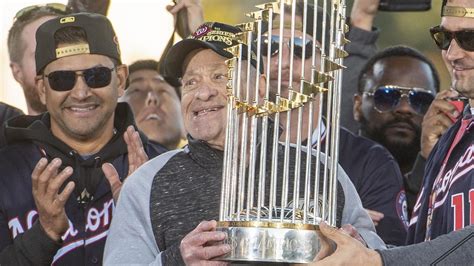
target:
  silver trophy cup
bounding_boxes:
[217,0,348,263]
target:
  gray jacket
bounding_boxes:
[103,138,384,265]
[378,226,474,265]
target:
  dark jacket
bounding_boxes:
[316,126,408,246]
[0,102,23,148]
[0,103,163,265]
[407,108,473,244]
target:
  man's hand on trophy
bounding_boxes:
[180,220,231,265]
[102,126,149,203]
[31,158,75,242]
[365,209,384,226]
[306,222,383,266]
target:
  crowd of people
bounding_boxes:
[0,0,472,265]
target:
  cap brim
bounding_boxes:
[163,39,232,81]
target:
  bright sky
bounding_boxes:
[0,0,175,112]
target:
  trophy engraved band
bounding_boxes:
[217,0,348,263]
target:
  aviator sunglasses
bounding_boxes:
[259,35,317,59]
[43,66,116,91]
[430,26,474,51]
[364,85,435,114]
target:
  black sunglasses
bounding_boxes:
[43,66,116,92]
[430,26,474,52]
[14,3,72,22]
[259,35,317,59]
[364,85,435,114]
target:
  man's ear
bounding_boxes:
[353,94,362,122]
[258,73,267,102]
[10,62,24,86]
[116,64,129,98]
[36,76,47,105]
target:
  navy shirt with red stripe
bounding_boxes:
[407,111,474,244]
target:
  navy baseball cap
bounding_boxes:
[35,12,121,74]
[163,21,263,81]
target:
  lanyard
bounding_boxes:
[425,117,473,241]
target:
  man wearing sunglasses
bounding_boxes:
[0,13,160,265]
[354,46,440,215]
[406,0,474,245]
[104,21,384,265]
[308,0,474,260]
[263,0,408,246]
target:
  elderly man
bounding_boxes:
[103,21,384,265]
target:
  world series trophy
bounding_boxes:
[216,0,348,263]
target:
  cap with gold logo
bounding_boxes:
[35,12,121,74]
[163,22,263,81]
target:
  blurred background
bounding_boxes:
[1,0,448,113]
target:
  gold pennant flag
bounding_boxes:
[302,81,329,95]
[324,58,346,72]
[333,47,349,59]
[255,2,281,14]
[312,70,334,83]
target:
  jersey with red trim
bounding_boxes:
[407,114,474,244]
[0,104,164,265]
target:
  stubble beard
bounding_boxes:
[359,115,421,169]
[23,84,47,114]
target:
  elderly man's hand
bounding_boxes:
[102,126,149,203]
[31,158,75,241]
[180,220,231,265]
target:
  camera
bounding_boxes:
[379,0,431,12]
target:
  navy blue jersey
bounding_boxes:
[0,143,126,265]
[408,113,474,244]
[0,103,163,265]
[0,102,23,148]
[315,126,408,245]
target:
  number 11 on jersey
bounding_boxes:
[451,189,474,231]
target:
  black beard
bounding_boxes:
[359,115,421,170]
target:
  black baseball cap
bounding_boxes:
[35,12,121,74]
[163,21,263,81]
